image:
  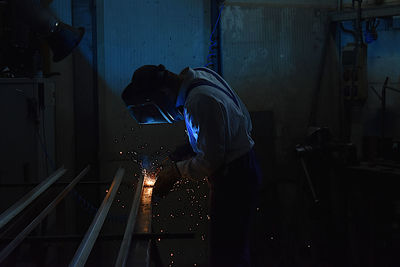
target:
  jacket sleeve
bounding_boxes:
[176,94,226,181]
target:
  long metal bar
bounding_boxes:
[0,167,67,229]
[69,167,125,267]
[300,158,319,203]
[330,5,400,22]
[0,233,195,243]
[386,86,400,94]
[0,166,90,263]
[370,86,382,100]
[115,176,145,267]
[126,184,154,266]
[0,180,113,188]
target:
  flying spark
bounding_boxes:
[142,169,156,187]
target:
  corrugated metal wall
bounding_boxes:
[221,3,331,174]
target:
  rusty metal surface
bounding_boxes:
[126,186,154,267]
[135,187,153,233]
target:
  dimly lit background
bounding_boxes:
[1,0,400,266]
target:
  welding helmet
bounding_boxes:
[121,64,183,124]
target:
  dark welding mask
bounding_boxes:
[122,65,183,124]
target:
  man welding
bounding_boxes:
[122,64,261,267]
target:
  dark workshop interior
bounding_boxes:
[1,0,400,266]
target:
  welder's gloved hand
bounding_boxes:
[153,160,181,198]
[168,143,196,162]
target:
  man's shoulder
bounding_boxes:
[186,88,220,104]
[185,91,224,117]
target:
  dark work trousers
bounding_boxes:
[209,148,262,267]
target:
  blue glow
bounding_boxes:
[127,104,173,124]
[140,155,151,169]
[184,108,200,152]
[364,31,376,44]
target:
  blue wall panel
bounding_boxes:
[98,0,210,166]
[102,0,209,96]
[49,0,72,24]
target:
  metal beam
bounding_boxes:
[0,166,90,263]
[115,176,144,267]
[69,167,125,267]
[0,167,67,229]
[330,5,400,22]
[0,180,113,188]
[0,233,195,243]
[126,183,154,266]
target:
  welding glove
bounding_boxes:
[168,143,196,162]
[153,159,181,198]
